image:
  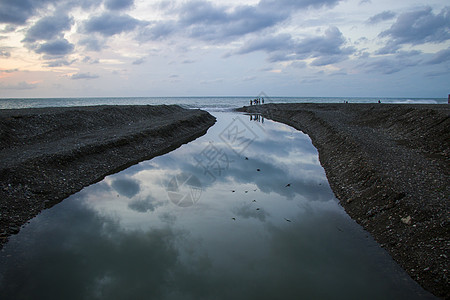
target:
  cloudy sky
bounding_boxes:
[0,0,449,98]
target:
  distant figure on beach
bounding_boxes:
[262,98,264,104]
[250,100,253,106]
[378,100,381,103]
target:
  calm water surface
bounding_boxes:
[0,113,434,300]
[0,96,445,111]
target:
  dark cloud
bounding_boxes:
[309,54,347,66]
[330,70,348,76]
[367,10,396,24]
[237,34,293,55]
[45,58,76,67]
[132,57,145,65]
[138,21,177,41]
[236,27,355,66]
[82,12,143,37]
[367,60,403,75]
[0,48,11,57]
[425,70,449,77]
[178,0,229,25]
[360,51,422,74]
[181,2,285,42]
[71,72,100,80]
[63,0,103,10]
[139,0,341,43]
[0,0,53,25]
[79,37,105,52]
[232,203,269,222]
[294,27,355,61]
[105,0,134,11]
[0,0,102,25]
[128,196,161,213]
[378,6,450,54]
[1,1,102,61]
[111,177,140,198]
[0,68,18,73]
[23,14,73,42]
[426,48,450,64]
[0,24,17,33]
[289,61,307,69]
[34,38,74,56]
[158,212,177,224]
[82,56,100,64]
[259,0,341,11]
[1,81,37,90]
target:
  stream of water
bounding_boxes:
[0,112,434,299]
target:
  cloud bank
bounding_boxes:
[0,0,448,97]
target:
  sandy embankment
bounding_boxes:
[238,103,449,299]
[0,105,216,248]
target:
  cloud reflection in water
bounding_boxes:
[0,113,432,300]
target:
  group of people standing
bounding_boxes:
[250,97,264,105]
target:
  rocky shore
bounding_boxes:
[237,103,449,299]
[0,105,216,249]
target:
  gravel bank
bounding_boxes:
[0,105,216,249]
[237,103,449,299]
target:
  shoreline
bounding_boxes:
[0,105,216,249]
[237,103,449,299]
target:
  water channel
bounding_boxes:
[0,112,434,299]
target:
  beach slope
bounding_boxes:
[0,105,216,248]
[238,103,449,298]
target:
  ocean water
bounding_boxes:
[0,96,446,111]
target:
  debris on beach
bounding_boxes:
[401,215,412,225]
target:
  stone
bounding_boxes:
[401,215,412,225]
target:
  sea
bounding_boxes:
[0,96,446,111]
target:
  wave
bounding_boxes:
[391,99,438,104]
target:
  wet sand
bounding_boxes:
[0,105,216,249]
[238,103,449,299]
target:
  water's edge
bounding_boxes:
[237,104,448,298]
[0,106,216,249]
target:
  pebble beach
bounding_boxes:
[238,103,449,298]
[0,105,216,249]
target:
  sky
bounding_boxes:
[0,0,449,98]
